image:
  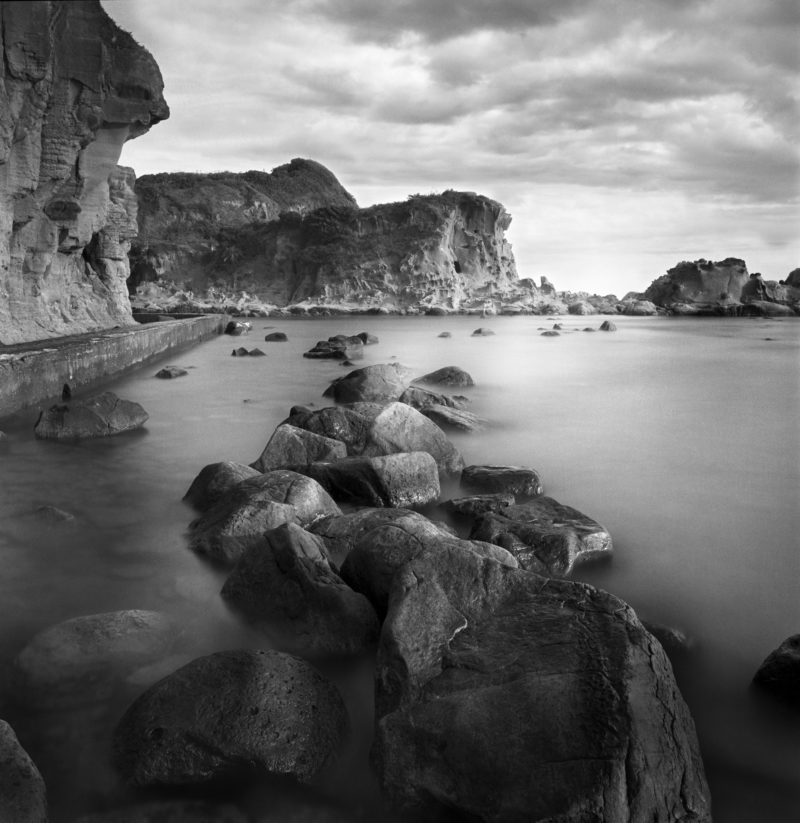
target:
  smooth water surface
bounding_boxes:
[1,314,798,821]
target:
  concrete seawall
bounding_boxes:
[0,316,226,419]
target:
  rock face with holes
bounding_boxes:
[373,544,712,822]
[0,1,169,344]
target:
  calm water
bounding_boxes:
[1,315,798,821]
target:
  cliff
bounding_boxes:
[0,0,168,345]
[644,258,799,315]
[131,173,554,313]
[129,159,359,289]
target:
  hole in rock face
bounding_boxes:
[453,260,462,273]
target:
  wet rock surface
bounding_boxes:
[113,649,348,787]
[34,392,149,440]
[460,464,543,497]
[252,424,348,473]
[183,460,261,512]
[322,363,412,403]
[373,545,711,822]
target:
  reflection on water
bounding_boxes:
[1,315,799,821]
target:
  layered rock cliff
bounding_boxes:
[131,170,555,313]
[0,0,168,344]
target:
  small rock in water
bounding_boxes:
[471,327,495,336]
[413,365,475,387]
[34,392,148,440]
[31,504,76,525]
[155,366,188,379]
[247,347,266,357]
[357,331,379,345]
[541,330,560,337]
[599,320,617,331]
[437,331,452,338]
[224,320,251,336]
[264,332,288,342]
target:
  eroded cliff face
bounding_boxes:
[0,0,168,344]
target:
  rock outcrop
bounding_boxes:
[0,0,168,344]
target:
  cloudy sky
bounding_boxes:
[102,0,799,295]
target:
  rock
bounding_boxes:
[264,332,288,342]
[288,402,464,477]
[471,327,495,336]
[643,621,696,662]
[567,300,596,315]
[224,320,251,335]
[470,495,612,576]
[183,461,261,512]
[11,610,180,710]
[34,392,148,440]
[441,493,515,518]
[247,347,266,356]
[398,385,469,411]
[304,336,364,360]
[413,366,475,388]
[583,327,596,332]
[752,634,800,707]
[112,650,348,787]
[622,299,659,316]
[322,363,412,403]
[0,2,168,346]
[740,300,796,317]
[188,471,340,565]
[421,405,487,433]
[373,546,711,822]
[72,801,247,823]
[291,452,440,508]
[541,330,560,337]
[644,258,749,314]
[231,347,250,356]
[0,720,47,823]
[437,331,452,338]
[356,331,379,345]
[460,464,543,498]
[155,366,188,379]
[252,424,347,473]
[315,509,517,616]
[30,504,76,524]
[221,523,379,656]
[599,320,617,331]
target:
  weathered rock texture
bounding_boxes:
[0,0,169,344]
[0,719,47,823]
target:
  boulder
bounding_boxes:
[752,634,800,707]
[231,347,250,356]
[413,366,474,388]
[470,496,612,576]
[541,330,560,337]
[0,720,47,823]
[399,385,469,411]
[221,523,379,656]
[183,461,261,512]
[247,347,266,357]
[315,509,517,616]
[441,493,515,518]
[73,802,247,823]
[264,332,288,342]
[622,299,658,316]
[356,331,379,345]
[470,327,495,336]
[599,320,617,331]
[291,452,440,509]
[11,610,180,710]
[224,320,251,335]
[251,424,347,473]
[304,336,364,360]
[568,301,596,315]
[373,545,711,822]
[437,331,452,338]
[460,464,543,498]
[155,366,188,379]
[284,404,378,454]
[188,471,341,565]
[34,392,148,440]
[113,650,348,787]
[322,363,412,403]
[740,300,796,317]
[421,405,486,433]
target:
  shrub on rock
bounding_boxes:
[34,392,148,440]
[113,650,348,787]
[221,523,379,656]
[373,545,711,822]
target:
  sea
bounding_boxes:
[0,314,798,822]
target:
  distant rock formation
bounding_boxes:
[130,166,560,314]
[0,0,168,345]
[644,258,799,315]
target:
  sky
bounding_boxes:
[101,0,799,296]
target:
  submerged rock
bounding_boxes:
[113,650,348,787]
[11,610,180,710]
[753,634,800,707]
[251,424,347,473]
[221,523,379,656]
[0,720,47,823]
[460,464,543,498]
[34,392,148,440]
[470,496,612,576]
[471,327,495,336]
[155,366,188,379]
[183,461,261,512]
[264,332,288,342]
[413,366,475,387]
[373,545,711,822]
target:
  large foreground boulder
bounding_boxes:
[183,461,261,512]
[11,610,180,710]
[188,471,341,565]
[113,650,348,787]
[322,363,412,403]
[251,424,347,473]
[470,496,612,576]
[373,545,711,822]
[0,720,47,823]
[752,634,800,707]
[221,523,379,656]
[292,452,440,508]
[34,392,148,440]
